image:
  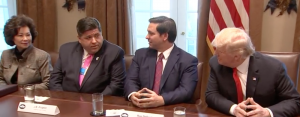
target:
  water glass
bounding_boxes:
[92,93,103,115]
[174,106,186,117]
[23,84,35,103]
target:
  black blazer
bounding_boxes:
[124,45,198,105]
[50,40,125,96]
[205,52,300,117]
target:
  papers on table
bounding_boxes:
[106,109,164,117]
[34,96,50,102]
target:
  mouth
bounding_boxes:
[91,45,98,48]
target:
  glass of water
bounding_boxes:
[92,93,103,115]
[23,84,35,103]
[174,106,186,117]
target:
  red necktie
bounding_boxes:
[153,53,164,94]
[233,68,243,103]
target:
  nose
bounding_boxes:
[213,47,218,55]
[23,35,29,41]
[145,34,149,40]
[214,50,219,56]
[91,37,97,43]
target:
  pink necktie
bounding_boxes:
[153,53,164,94]
[79,55,93,86]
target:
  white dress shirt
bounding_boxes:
[229,56,273,117]
[156,44,174,72]
[128,44,174,100]
[81,49,92,75]
[236,56,250,100]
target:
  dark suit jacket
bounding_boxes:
[205,52,300,117]
[50,40,125,96]
[124,45,198,105]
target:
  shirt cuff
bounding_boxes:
[229,104,237,115]
[128,92,136,101]
[265,108,274,117]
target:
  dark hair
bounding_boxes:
[76,17,102,36]
[3,14,37,46]
[149,16,177,43]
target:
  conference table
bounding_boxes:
[0,89,229,117]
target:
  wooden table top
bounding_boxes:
[0,89,230,117]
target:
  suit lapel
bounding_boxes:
[73,43,84,91]
[246,54,259,98]
[80,40,107,89]
[159,46,179,92]
[224,67,239,103]
[148,49,157,90]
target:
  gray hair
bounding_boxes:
[211,27,255,58]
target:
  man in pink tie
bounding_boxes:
[50,17,125,96]
[205,27,300,117]
[124,16,198,108]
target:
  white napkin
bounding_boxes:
[34,96,50,102]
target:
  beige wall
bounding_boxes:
[261,0,298,52]
[56,0,86,51]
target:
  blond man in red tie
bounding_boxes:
[205,27,300,117]
[124,16,198,108]
[50,17,125,96]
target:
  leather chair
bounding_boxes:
[191,62,203,104]
[48,52,59,67]
[260,51,300,92]
[124,55,134,71]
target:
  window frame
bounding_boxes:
[0,0,17,56]
[131,0,198,56]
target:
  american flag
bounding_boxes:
[206,0,250,53]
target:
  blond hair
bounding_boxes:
[211,27,255,58]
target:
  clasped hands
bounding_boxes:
[130,88,164,108]
[234,98,271,117]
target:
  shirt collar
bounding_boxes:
[236,56,250,74]
[157,44,174,60]
[83,49,89,59]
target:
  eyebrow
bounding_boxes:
[18,32,30,35]
[88,33,100,36]
[147,30,154,33]
[83,33,100,37]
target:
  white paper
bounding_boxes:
[119,110,164,117]
[105,109,125,116]
[34,96,50,102]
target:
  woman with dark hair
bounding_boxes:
[0,14,52,89]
